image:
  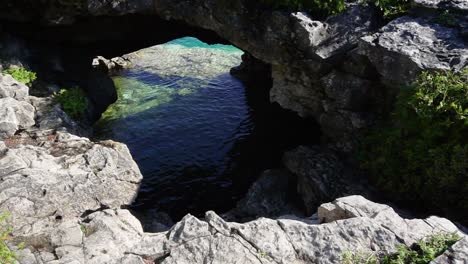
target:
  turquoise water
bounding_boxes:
[94,37,318,220]
[165,37,242,53]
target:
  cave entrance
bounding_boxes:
[91,36,321,222]
[1,16,321,222]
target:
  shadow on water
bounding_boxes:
[94,69,320,221]
[68,36,321,221]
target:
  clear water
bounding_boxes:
[94,37,319,220]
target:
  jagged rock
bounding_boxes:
[283,146,346,214]
[413,0,468,13]
[0,97,35,138]
[0,131,142,240]
[431,237,468,264]
[228,169,301,220]
[88,0,154,16]
[12,196,465,263]
[92,56,130,75]
[321,70,373,111]
[230,52,271,85]
[0,73,35,138]
[28,96,88,136]
[293,4,379,61]
[0,73,29,100]
[359,16,468,86]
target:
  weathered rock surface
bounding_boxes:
[92,55,130,75]
[0,73,29,100]
[413,0,468,13]
[0,131,143,240]
[227,169,302,220]
[2,0,467,151]
[283,146,373,214]
[359,16,467,86]
[431,237,468,264]
[13,196,466,264]
[0,74,35,138]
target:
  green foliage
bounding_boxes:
[0,212,18,264]
[2,67,37,86]
[359,69,468,221]
[341,233,460,264]
[341,250,378,264]
[259,0,410,17]
[54,87,88,120]
[259,0,346,17]
[382,233,460,264]
[360,0,410,17]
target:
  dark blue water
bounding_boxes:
[94,37,319,220]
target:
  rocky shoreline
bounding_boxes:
[0,44,466,264]
[0,0,467,263]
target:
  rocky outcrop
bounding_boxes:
[92,55,130,75]
[359,16,468,86]
[226,169,302,220]
[431,237,468,264]
[282,146,374,215]
[0,131,142,237]
[0,72,142,249]
[1,1,467,151]
[0,73,35,138]
[11,195,466,264]
[413,0,468,13]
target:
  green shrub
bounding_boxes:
[54,87,88,120]
[359,69,468,222]
[341,233,460,264]
[2,67,37,87]
[361,0,410,17]
[0,213,18,264]
[341,250,378,264]
[382,233,460,264]
[259,0,346,17]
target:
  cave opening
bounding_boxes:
[1,15,322,223]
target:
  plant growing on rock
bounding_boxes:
[361,0,410,17]
[341,250,378,264]
[259,0,346,17]
[381,233,461,263]
[0,212,19,264]
[359,69,468,223]
[2,67,37,87]
[54,87,88,120]
[341,233,460,263]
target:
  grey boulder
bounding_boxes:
[359,16,467,86]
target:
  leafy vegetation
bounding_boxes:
[0,213,18,264]
[54,87,88,120]
[359,69,468,222]
[341,233,461,264]
[2,67,37,86]
[341,250,378,264]
[259,0,346,17]
[258,0,410,17]
[360,0,410,17]
[382,233,460,264]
